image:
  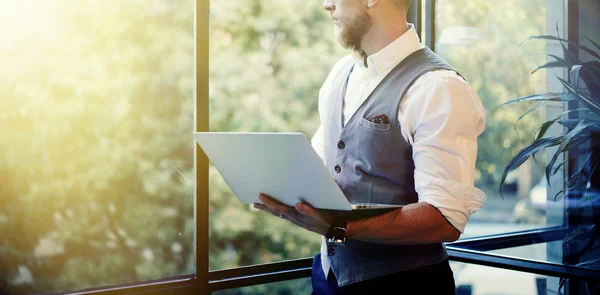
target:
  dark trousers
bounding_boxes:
[311,254,456,295]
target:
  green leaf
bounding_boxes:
[531,61,566,75]
[558,119,580,129]
[515,100,546,134]
[500,135,563,196]
[579,61,600,100]
[561,135,590,152]
[576,259,600,269]
[548,137,592,179]
[563,225,596,244]
[547,135,592,182]
[547,53,570,66]
[546,119,597,185]
[571,65,595,98]
[521,34,600,60]
[568,153,593,192]
[558,76,600,116]
[552,157,570,175]
[535,108,589,141]
[495,93,573,110]
[584,36,600,52]
[559,277,567,295]
[535,116,562,141]
[582,150,600,201]
[553,189,564,201]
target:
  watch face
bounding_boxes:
[327,237,346,245]
[326,220,347,245]
[330,227,347,245]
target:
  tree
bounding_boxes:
[435,0,549,196]
[0,0,554,294]
[0,1,194,293]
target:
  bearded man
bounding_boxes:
[254,0,487,294]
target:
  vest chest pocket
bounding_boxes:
[359,117,391,132]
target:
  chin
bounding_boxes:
[333,30,348,48]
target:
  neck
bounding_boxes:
[360,20,409,56]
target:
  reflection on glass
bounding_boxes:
[0,0,194,293]
[435,0,557,237]
[208,0,346,270]
[451,262,560,295]
[213,263,578,295]
[492,241,600,273]
[438,0,600,277]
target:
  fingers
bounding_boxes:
[256,194,320,230]
[253,203,278,217]
[294,202,314,217]
[254,203,309,228]
[295,202,330,223]
[259,194,294,216]
[258,194,284,207]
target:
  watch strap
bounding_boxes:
[326,216,348,245]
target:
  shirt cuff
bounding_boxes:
[415,172,486,233]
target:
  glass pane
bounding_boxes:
[0,1,195,294]
[208,0,346,270]
[212,263,598,294]
[490,241,600,273]
[435,0,566,238]
[437,0,600,278]
[450,261,592,295]
[212,278,312,295]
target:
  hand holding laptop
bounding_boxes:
[193,132,403,211]
[253,193,335,236]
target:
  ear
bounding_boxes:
[365,0,380,8]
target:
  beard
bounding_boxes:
[335,9,372,51]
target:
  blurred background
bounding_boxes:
[0,0,195,293]
[0,0,590,294]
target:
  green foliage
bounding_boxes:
[436,0,549,192]
[0,0,572,294]
[498,33,600,283]
[498,36,600,196]
[0,0,194,293]
[208,0,346,274]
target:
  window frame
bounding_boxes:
[48,0,598,294]
[205,0,600,292]
[56,0,209,294]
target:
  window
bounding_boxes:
[1,0,597,294]
[0,1,197,294]
[208,0,600,293]
[450,261,561,295]
[432,0,600,293]
[434,0,564,238]
[208,0,346,271]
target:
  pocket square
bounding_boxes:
[367,113,390,124]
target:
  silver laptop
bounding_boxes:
[193,132,403,211]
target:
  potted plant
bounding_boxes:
[497,31,599,293]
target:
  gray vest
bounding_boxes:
[323,47,460,286]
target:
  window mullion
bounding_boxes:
[195,0,210,293]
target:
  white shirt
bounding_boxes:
[313,24,487,276]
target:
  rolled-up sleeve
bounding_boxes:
[402,71,487,233]
[415,172,486,233]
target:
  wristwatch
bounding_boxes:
[326,216,348,245]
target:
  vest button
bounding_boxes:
[337,141,345,150]
[334,164,341,173]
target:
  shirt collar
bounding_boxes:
[354,23,423,74]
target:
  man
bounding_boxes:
[254,0,486,293]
